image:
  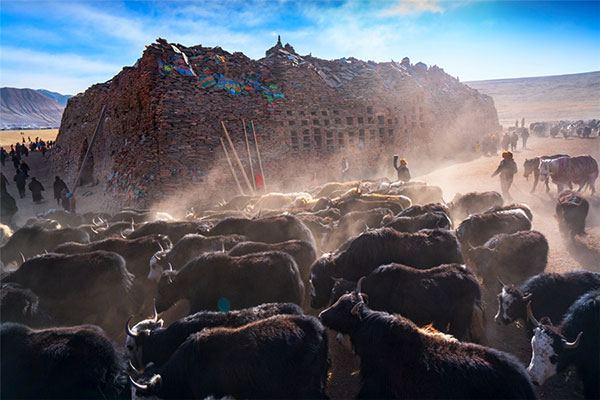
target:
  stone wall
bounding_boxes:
[51,38,499,207]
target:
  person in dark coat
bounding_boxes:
[491,151,518,200]
[53,176,69,205]
[0,189,18,224]
[510,132,519,152]
[19,160,30,177]
[393,155,411,182]
[0,148,7,166]
[60,189,76,213]
[28,177,45,203]
[521,128,529,149]
[13,170,27,198]
[1,172,9,194]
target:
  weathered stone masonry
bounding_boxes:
[51,37,499,205]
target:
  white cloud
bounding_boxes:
[384,0,444,16]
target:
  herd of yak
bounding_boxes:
[0,164,598,399]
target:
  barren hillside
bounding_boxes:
[466,71,600,127]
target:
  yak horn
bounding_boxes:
[562,331,583,349]
[221,241,225,253]
[120,230,127,239]
[522,292,533,301]
[44,249,48,254]
[497,277,507,288]
[153,304,158,322]
[92,216,101,226]
[20,253,26,263]
[355,276,365,295]
[90,226,99,234]
[158,241,164,252]
[168,262,173,271]
[125,316,138,337]
[131,218,135,232]
[129,376,148,391]
[526,302,541,327]
[128,361,142,377]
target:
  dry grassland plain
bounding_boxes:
[0,129,58,148]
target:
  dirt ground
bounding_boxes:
[2,134,598,399]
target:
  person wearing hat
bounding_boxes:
[393,155,411,182]
[491,151,518,200]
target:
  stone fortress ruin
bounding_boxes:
[51,37,499,205]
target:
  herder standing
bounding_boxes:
[491,151,518,200]
[28,177,45,203]
[393,155,411,182]
[53,176,69,205]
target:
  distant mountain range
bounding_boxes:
[466,71,599,128]
[36,89,71,106]
[0,87,72,129]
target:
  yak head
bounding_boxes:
[494,278,532,325]
[155,269,179,313]
[125,307,164,369]
[329,278,359,306]
[526,303,582,386]
[319,277,367,334]
[523,158,537,179]
[309,254,336,309]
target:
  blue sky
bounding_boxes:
[1,0,599,94]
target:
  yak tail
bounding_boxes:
[468,300,486,344]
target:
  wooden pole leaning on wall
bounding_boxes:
[221,121,255,195]
[72,103,108,195]
[242,119,257,192]
[251,120,267,192]
[220,138,245,196]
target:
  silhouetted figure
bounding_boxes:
[491,151,518,201]
[13,170,27,198]
[19,160,30,177]
[1,172,8,194]
[28,177,45,203]
[393,155,411,182]
[0,148,7,166]
[521,128,529,149]
[61,189,76,213]
[1,190,18,224]
[53,176,69,205]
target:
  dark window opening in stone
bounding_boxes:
[333,110,339,115]
[358,117,364,124]
[338,132,344,139]
[303,131,311,150]
[299,111,306,116]
[387,119,392,125]
[311,111,317,116]
[420,123,425,128]
[403,115,407,125]
[302,120,309,126]
[322,111,328,116]
[326,131,333,138]
[370,129,376,140]
[313,119,320,125]
[289,120,295,126]
[377,115,385,124]
[379,128,385,138]
[79,138,94,186]
[346,117,353,125]
[324,119,330,126]
[367,107,373,114]
[314,128,321,135]
[389,129,394,139]
[368,117,374,124]
[327,139,333,148]
[287,110,293,116]
[335,118,341,125]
